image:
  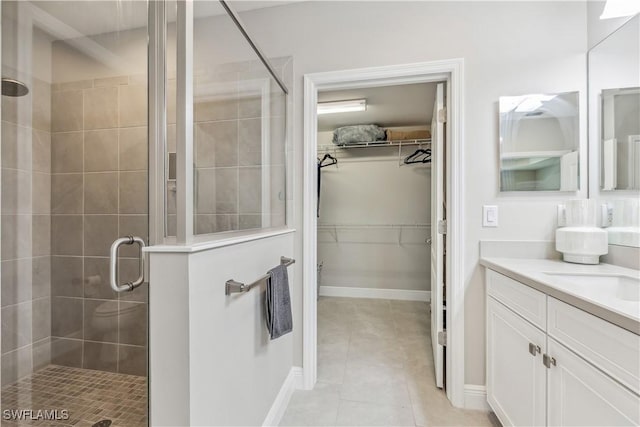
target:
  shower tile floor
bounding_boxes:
[280,297,500,427]
[1,365,147,427]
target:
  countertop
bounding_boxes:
[480,257,640,335]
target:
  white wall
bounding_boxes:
[237,0,588,386]
[586,1,635,49]
[317,144,431,293]
[149,232,295,426]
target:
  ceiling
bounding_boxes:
[29,1,301,38]
[317,83,437,132]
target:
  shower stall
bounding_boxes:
[0,1,288,425]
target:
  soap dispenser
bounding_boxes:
[556,200,608,264]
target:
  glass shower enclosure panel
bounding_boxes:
[191,1,287,235]
[1,1,149,425]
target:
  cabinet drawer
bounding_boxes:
[548,297,640,395]
[486,269,546,330]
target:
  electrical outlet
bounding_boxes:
[601,203,613,227]
[557,204,567,227]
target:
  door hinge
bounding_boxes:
[438,107,447,123]
[543,354,556,368]
[438,330,447,346]
[437,219,447,235]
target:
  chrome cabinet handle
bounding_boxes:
[543,354,557,368]
[109,236,146,292]
[528,343,541,356]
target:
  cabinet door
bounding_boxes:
[487,297,546,427]
[547,338,640,426]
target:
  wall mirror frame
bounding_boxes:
[588,14,640,248]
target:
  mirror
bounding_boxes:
[600,87,640,190]
[499,92,580,191]
[588,14,640,248]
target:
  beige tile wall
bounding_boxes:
[188,74,287,236]
[49,75,148,377]
[165,57,288,237]
[193,92,262,234]
[1,75,52,386]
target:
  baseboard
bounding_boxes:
[464,384,490,411]
[262,366,304,426]
[319,285,430,302]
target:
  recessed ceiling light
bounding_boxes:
[317,99,366,115]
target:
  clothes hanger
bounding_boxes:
[404,148,431,164]
[319,153,338,168]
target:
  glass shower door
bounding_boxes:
[1,1,149,425]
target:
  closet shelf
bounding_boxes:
[318,138,431,151]
[318,223,431,245]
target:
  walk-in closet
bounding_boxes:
[316,83,435,299]
[308,81,453,423]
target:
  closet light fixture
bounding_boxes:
[317,99,366,115]
[600,0,640,19]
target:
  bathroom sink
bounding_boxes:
[543,272,640,302]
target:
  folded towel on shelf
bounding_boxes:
[332,124,386,145]
[386,129,431,141]
[265,264,292,339]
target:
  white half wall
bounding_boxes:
[148,233,295,426]
[149,253,191,426]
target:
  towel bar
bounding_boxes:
[225,256,295,295]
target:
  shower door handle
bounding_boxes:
[109,236,146,292]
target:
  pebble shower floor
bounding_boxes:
[1,365,147,427]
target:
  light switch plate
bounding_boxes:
[483,205,498,227]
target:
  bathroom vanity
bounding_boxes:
[481,257,640,426]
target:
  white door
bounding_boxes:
[487,297,547,427]
[431,82,445,388]
[547,338,640,427]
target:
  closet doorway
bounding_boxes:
[303,60,465,410]
[315,80,446,384]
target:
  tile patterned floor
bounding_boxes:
[280,297,500,427]
[1,365,147,427]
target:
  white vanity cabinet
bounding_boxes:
[547,337,639,426]
[486,269,640,427]
[487,297,546,426]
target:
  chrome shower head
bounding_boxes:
[1,78,29,97]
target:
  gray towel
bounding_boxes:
[265,264,292,340]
